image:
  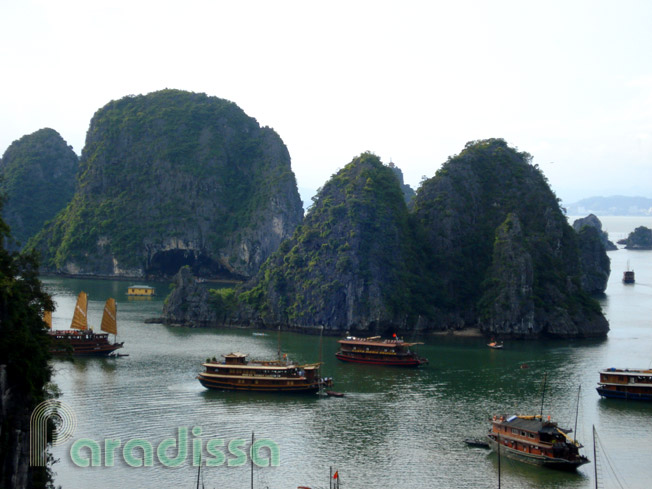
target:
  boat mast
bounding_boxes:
[573,385,581,444]
[593,425,598,489]
[497,431,501,489]
[277,325,281,361]
[540,372,547,419]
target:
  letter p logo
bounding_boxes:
[30,400,76,466]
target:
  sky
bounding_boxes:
[1,0,651,206]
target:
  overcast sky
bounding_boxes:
[2,0,651,205]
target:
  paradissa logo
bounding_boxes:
[70,427,280,468]
[30,400,279,469]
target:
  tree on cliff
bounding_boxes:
[0,198,55,488]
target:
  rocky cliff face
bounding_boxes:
[573,214,617,251]
[572,214,612,294]
[624,226,652,250]
[413,139,608,337]
[236,153,434,333]
[0,128,78,250]
[30,90,303,279]
[164,140,609,339]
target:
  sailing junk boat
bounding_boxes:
[46,292,124,356]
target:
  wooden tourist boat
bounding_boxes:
[46,292,124,356]
[335,336,428,367]
[197,352,333,393]
[596,368,652,401]
[487,414,589,471]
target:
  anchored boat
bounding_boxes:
[487,414,589,471]
[596,368,652,401]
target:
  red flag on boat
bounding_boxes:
[392,333,396,338]
[333,471,338,479]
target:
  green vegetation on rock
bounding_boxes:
[0,128,78,249]
[28,89,303,278]
[162,140,610,338]
[233,152,438,331]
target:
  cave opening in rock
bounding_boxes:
[146,249,243,280]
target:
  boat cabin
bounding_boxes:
[127,285,156,296]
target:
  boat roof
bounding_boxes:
[204,362,321,371]
[223,352,247,358]
[338,337,423,348]
[128,284,154,288]
[600,368,652,376]
[494,416,567,434]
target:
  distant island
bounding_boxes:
[565,196,652,216]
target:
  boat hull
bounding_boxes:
[596,386,652,401]
[487,435,588,471]
[197,374,328,393]
[335,352,426,367]
[49,333,123,356]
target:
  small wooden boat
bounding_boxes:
[464,438,489,448]
[326,390,345,398]
[487,341,504,349]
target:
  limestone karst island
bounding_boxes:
[5,88,651,489]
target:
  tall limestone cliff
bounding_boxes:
[164,153,438,333]
[30,90,303,278]
[236,152,435,332]
[572,214,612,294]
[164,140,609,338]
[0,128,78,249]
[413,139,608,337]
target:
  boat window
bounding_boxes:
[511,429,519,434]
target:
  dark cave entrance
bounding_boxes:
[146,249,244,280]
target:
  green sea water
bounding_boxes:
[46,223,652,488]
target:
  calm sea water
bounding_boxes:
[46,217,652,489]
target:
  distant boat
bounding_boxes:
[46,292,124,356]
[335,335,428,367]
[623,261,635,284]
[487,341,504,349]
[622,270,635,284]
[126,284,156,296]
[596,367,652,401]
